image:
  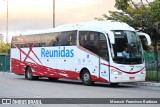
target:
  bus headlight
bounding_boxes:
[141,70,146,74]
[111,69,122,75]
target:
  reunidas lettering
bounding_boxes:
[41,47,74,58]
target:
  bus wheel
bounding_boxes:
[26,67,38,80]
[48,77,59,81]
[81,70,92,86]
[110,83,119,86]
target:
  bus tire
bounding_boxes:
[25,67,38,80]
[81,69,92,86]
[48,77,59,81]
[25,73,27,78]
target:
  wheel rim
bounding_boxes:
[83,72,90,83]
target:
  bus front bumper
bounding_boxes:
[110,74,146,83]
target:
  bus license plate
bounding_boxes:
[129,77,135,80]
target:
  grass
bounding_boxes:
[146,70,160,81]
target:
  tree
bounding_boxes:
[95,0,160,67]
[0,43,11,54]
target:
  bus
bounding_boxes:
[11,20,151,86]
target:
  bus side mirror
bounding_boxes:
[107,31,115,44]
[137,32,151,45]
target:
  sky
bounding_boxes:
[0,0,153,41]
[0,0,116,34]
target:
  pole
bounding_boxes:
[53,0,55,28]
[4,0,8,72]
[4,0,8,53]
[6,0,8,44]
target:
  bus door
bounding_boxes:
[99,33,110,82]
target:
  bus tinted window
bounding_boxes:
[79,31,109,60]
[57,31,77,46]
[12,34,42,48]
[99,33,109,61]
[11,31,77,48]
[41,32,59,46]
[79,31,99,55]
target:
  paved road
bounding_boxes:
[0,72,160,107]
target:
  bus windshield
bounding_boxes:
[111,30,143,64]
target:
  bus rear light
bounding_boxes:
[111,69,122,75]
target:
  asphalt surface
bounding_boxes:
[0,72,160,107]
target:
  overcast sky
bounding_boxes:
[0,0,153,36]
[0,0,116,34]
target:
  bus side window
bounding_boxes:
[68,32,77,45]
[41,32,59,47]
[51,32,59,46]
[79,31,99,55]
[58,32,68,46]
[57,31,77,46]
[99,33,109,61]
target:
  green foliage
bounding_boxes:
[0,43,11,54]
[115,0,129,11]
[151,0,160,21]
[95,0,160,52]
[146,70,160,81]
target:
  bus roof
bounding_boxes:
[20,20,135,36]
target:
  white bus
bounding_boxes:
[11,20,151,85]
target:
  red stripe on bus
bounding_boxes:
[101,63,144,74]
[11,58,109,83]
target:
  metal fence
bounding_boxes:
[0,54,10,71]
[144,52,160,82]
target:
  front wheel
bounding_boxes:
[25,67,38,80]
[81,70,93,86]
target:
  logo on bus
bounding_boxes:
[41,47,74,58]
[129,66,134,71]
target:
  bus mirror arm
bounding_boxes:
[107,31,115,44]
[137,32,151,45]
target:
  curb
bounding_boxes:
[126,82,160,87]
[0,71,13,74]
[135,82,160,87]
